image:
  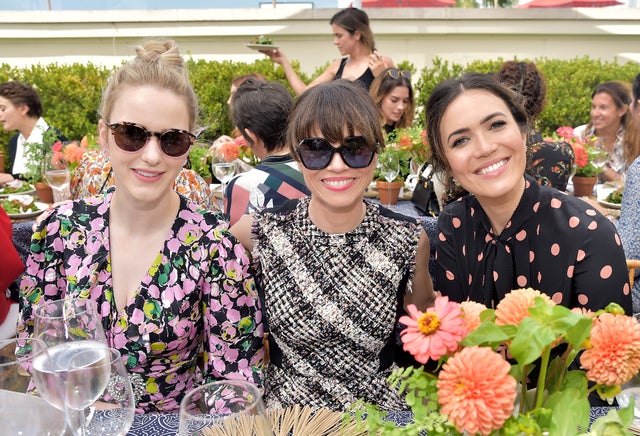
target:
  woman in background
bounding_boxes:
[369,67,415,134]
[231,80,435,411]
[426,73,631,314]
[496,60,574,192]
[262,8,393,96]
[574,81,640,182]
[17,39,264,414]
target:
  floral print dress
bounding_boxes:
[17,190,264,414]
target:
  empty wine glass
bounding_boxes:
[0,337,65,435]
[43,151,71,203]
[68,347,135,436]
[211,153,237,199]
[178,380,271,436]
[33,298,108,436]
[378,151,400,208]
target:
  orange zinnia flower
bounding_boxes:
[494,288,554,326]
[438,346,517,436]
[580,313,640,386]
[398,297,467,364]
[460,300,487,332]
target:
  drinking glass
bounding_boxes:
[33,298,108,436]
[43,151,71,202]
[211,154,237,199]
[69,347,135,436]
[0,337,65,435]
[378,152,400,207]
[178,380,272,436]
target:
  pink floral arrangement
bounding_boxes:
[51,135,94,172]
[214,136,258,166]
[350,289,640,435]
[549,126,601,178]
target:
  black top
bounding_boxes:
[435,175,632,313]
[334,57,375,90]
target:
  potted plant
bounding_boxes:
[22,128,63,203]
[551,126,602,197]
[188,142,213,183]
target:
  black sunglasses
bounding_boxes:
[107,122,196,157]
[296,136,378,170]
[387,69,411,80]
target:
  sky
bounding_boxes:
[0,0,345,9]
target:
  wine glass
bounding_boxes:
[33,298,108,436]
[68,347,135,436]
[0,337,65,435]
[178,380,271,436]
[43,151,71,203]
[211,154,237,200]
[378,151,400,207]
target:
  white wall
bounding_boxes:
[0,8,638,75]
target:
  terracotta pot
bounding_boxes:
[572,176,597,198]
[34,181,54,204]
[376,180,404,206]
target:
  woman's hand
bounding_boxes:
[0,173,14,186]
[369,50,394,77]
[260,48,287,66]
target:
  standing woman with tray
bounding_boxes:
[426,73,631,314]
[231,80,436,412]
[17,39,265,414]
[261,7,394,96]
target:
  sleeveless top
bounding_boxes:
[334,57,375,90]
[251,197,422,411]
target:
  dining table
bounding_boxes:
[121,407,617,436]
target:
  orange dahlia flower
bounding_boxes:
[438,346,517,435]
[399,297,467,363]
[495,288,554,326]
[580,313,640,386]
[460,300,487,333]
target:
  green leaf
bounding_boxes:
[545,388,590,434]
[510,317,557,365]
[462,319,513,348]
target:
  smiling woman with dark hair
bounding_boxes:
[426,72,630,315]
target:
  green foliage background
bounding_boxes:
[1,56,638,174]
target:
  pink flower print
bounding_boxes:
[130,308,145,325]
[225,308,241,323]
[225,347,239,362]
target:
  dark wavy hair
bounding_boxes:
[330,8,375,53]
[0,81,43,118]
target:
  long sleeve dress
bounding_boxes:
[17,190,264,413]
[435,175,631,314]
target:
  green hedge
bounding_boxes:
[2,56,638,173]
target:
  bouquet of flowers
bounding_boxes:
[375,126,430,182]
[549,127,602,178]
[350,288,640,435]
[51,135,92,173]
[212,136,259,167]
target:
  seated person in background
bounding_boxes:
[17,39,265,414]
[211,73,267,149]
[574,81,639,183]
[426,73,631,314]
[0,81,67,182]
[231,80,436,412]
[224,79,310,226]
[70,147,219,212]
[369,67,415,134]
[0,208,23,340]
[495,61,574,191]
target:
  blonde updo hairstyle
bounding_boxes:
[99,39,200,131]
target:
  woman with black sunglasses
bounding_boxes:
[261,7,394,96]
[369,67,415,134]
[231,79,436,412]
[17,39,265,414]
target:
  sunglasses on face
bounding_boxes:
[107,122,195,157]
[387,69,411,80]
[296,136,378,170]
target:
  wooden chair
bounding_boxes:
[627,259,640,287]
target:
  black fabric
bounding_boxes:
[334,57,376,90]
[411,162,440,217]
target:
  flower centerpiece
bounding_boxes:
[550,126,602,178]
[350,288,640,435]
[374,126,430,183]
[214,136,259,167]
